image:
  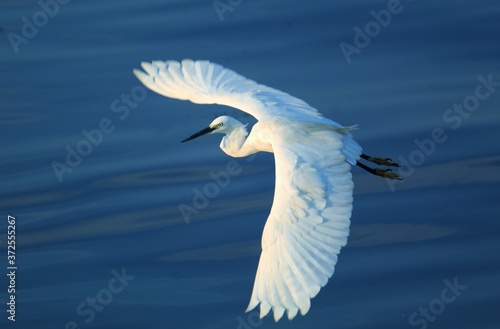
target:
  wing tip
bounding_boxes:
[245,298,259,314]
[245,298,312,322]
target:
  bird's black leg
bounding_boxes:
[356,160,403,180]
[360,153,400,167]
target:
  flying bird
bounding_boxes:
[133,59,401,322]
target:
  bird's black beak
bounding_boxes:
[181,126,216,143]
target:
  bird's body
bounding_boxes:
[134,59,401,321]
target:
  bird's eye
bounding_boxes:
[217,122,223,128]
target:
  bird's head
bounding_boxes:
[181,116,242,143]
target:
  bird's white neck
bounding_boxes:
[220,124,254,158]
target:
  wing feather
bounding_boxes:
[133,59,362,322]
[273,242,296,313]
[133,59,325,121]
[246,128,358,321]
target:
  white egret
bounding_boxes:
[133,59,401,322]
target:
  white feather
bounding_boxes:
[133,60,362,321]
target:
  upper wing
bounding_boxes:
[133,59,325,122]
[245,125,360,321]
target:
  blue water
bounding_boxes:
[1,0,499,328]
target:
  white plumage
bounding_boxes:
[133,59,396,321]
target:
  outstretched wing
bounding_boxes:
[134,59,362,321]
[245,125,360,321]
[133,59,325,121]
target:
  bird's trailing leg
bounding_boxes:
[360,153,400,167]
[356,153,403,180]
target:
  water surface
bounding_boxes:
[1,0,499,328]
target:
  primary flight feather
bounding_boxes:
[133,59,401,322]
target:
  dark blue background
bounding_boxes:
[1,0,499,328]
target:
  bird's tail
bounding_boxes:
[332,125,362,166]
